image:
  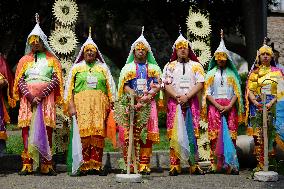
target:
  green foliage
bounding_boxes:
[237,123,246,135]
[102,54,120,85]
[5,124,18,131]
[6,135,23,154]
[240,72,248,95]
[104,128,169,152]
[153,128,169,151]
[158,111,167,128]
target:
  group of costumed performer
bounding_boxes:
[13,14,63,176]
[246,39,284,172]
[64,28,116,176]
[162,33,205,176]
[202,30,244,174]
[114,27,163,175]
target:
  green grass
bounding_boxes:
[6,128,169,154]
[103,128,169,152]
[4,125,250,154]
[5,123,18,131]
[6,134,23,154]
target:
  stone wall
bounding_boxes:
[267,16,284,64]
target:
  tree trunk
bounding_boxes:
[242,0,267,68]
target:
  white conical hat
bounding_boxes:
[126,27,153,59]
[172,33,192,50]
[24,13,57,57]
[74,27,106,64]
[214,29,232,60]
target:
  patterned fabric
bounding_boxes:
[127,63,158,96]
[202,66,244,123]
[206,69,235,99]
[18,76,35,102]
[0,55,15,108]
[117,61,162,98]
[18,82,56,128]
[245,65,283,124]
[0,99,6,140]
[166,97,200,138]
[74,90,109,138]
[13,51,63,105]
[162,60,205,95]
[24,53,53,83]
[73,63,108,94]
[80,135,104,171]
[0,55,15,140]
[64,60,114,113]
[207,99,238,140]
[246,63,283,169]
[20,126,53,170]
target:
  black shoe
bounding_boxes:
[98,168,108,176]
[40,167,57,176]
[87,169,96,175]
[169,168,179,176]
[46,168,57,176]
[77,170,88,176]
[34,167,42,176]
[206,166,216,174]
[190,165,205,175]
[140,166,151,175]
[18,170,33,176]
[230,169,239,175]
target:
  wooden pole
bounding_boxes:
[127,94,135,174]
[262,93,269,172]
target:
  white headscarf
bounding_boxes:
[24,14,57,57]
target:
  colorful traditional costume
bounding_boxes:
[13,15,63,175]
[246,42,284,170]
[202,33,244,173]
[162,34,204,174]
[115,29,162,174]
[64,31,116,174]
[0,55,15,142]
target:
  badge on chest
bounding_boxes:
[179,75,190,88]
[262,84,271,95]
[217,86,228,98]
[137,78,147,90]
[87,75,98,88]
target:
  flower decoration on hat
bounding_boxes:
[52,0,78,26]
[49,27,78,55]
[186,11,211,38]
[191,40,211,66]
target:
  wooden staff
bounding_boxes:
[127,94,135,174]
[262,93,268,171]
